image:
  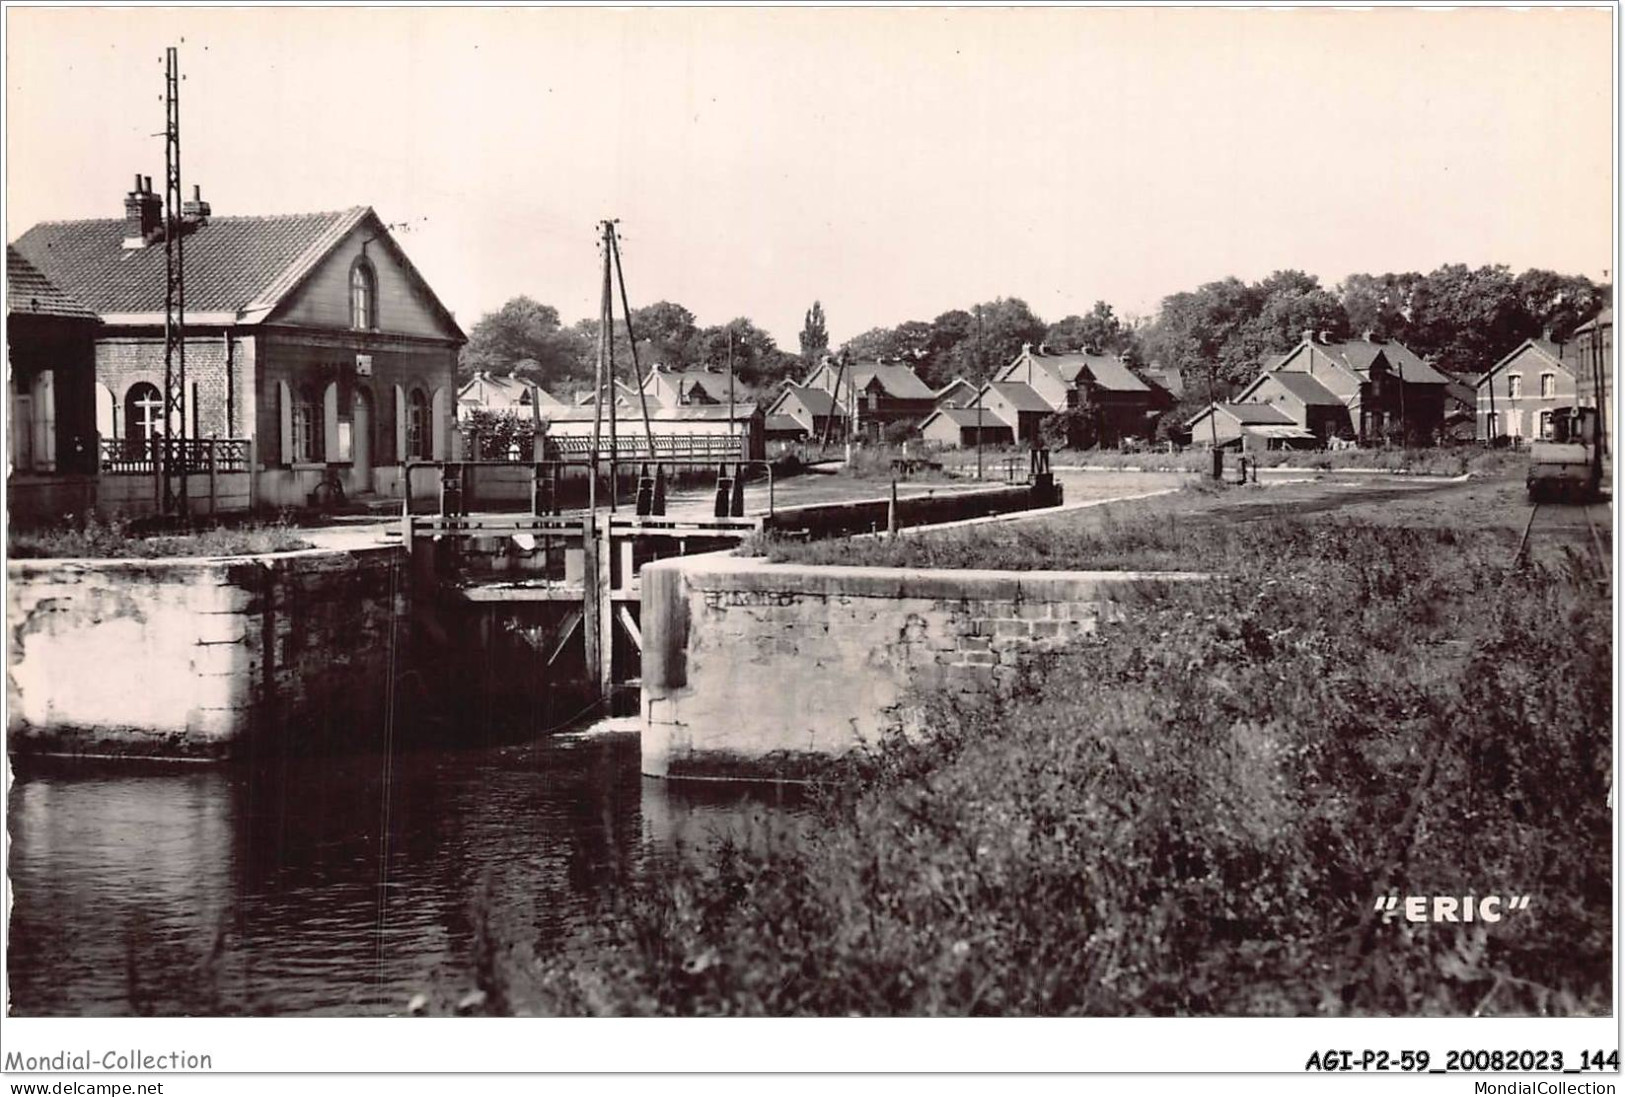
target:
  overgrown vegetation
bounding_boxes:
[9,512,313,559]
[471,513,1613,1015]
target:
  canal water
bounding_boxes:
[6,730,803,1016]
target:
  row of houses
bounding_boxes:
[1183,320,1617,452]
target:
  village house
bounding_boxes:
[766,382,847,439]
[1184,401,1315,450]
[918,404,1015,448]
[641,364,741,407]
[1261,333,1449,443]
[994,345,1166,446]
[1230,369,1350,442]
[1570,309,1613,451]
[457,371,563,419]
[801,358,937,441]
[975,381,1053,446]
[7,246,102,523]
[12,178,466,513]
[1474,339,1577,442]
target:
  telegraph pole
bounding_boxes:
[161,45,188,517]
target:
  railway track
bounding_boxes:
[1513,497,1612,572]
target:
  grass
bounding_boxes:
[9,512,314,559]
[463,505,1611,1016]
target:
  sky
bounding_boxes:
[5,7,1615,349]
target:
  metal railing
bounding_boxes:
[542,433,749,462]
[97,437,251,475]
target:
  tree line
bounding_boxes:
[459,264,1607,402]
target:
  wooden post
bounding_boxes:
[582,513,603,702]
[596,516,614,698]
[207,437,218,516]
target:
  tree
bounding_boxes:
[1045,300,1132,355]
[631,301,700,367]
[692,318,799,388]
[799,300,830,362]
[459,297,590,387]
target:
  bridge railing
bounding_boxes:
[542,433,748,463]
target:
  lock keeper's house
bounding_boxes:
[11,176,465,516]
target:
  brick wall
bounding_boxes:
[641,557,1204,780]
[95,333,236,439]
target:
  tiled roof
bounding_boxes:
[13,208,369,317]
[1188,402,1294,427]
[458,373,564,408]
[1375,341,1450,384]
[1013,349,1149,392]
[984,381,1056,414]
[850,363,936,401]
[925,406,1014,429]
[1263,370,1344,406]
[6,245,97,320]
[1478,339,1570,386]
[775,383,840,417]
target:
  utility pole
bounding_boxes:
[590,220,614,516]
[975,305,984,480]
[161,45,188,517]
[728,329,736,446]
[607,225,656,456]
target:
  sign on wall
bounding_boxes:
[355,354,373,377]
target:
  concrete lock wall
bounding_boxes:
[641,555,1203,781]
[8,545,406,760]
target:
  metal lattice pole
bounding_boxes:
[162,45,188,517]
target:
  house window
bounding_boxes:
[1539,373,1556,399]
[1538,410,1552,438]
[407,388,429,459]
[126,382,164,443]
[291,396,322,462]
[1507,374,1523,399]
[350,259,377,331]
[1486,412,1499,439]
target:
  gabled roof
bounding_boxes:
[12,206,464,339]
[1005,347,1149,392]
[982,381,1055,414]
[14,208,366,317]
[458,372,562,408]
[851,362,936,400]
[808,359,934,401]
[7,245,97,320]
[1476,339,1574,387]
[1242,370,1344,407]
[764,414,807,434]
[923,405,1015,429]
[1374,341,1450,384]
[934,377,978,406]
[772,383,841,417]
[1186,401,1294,428]
[1572,308,1612,335]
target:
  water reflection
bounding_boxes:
[7,733,802,1016]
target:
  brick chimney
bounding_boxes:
[181,184,211,225]
[122,175,162,247]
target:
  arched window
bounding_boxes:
[126,382,164,444]
[350,258,377,331]
[407,388,430,459]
